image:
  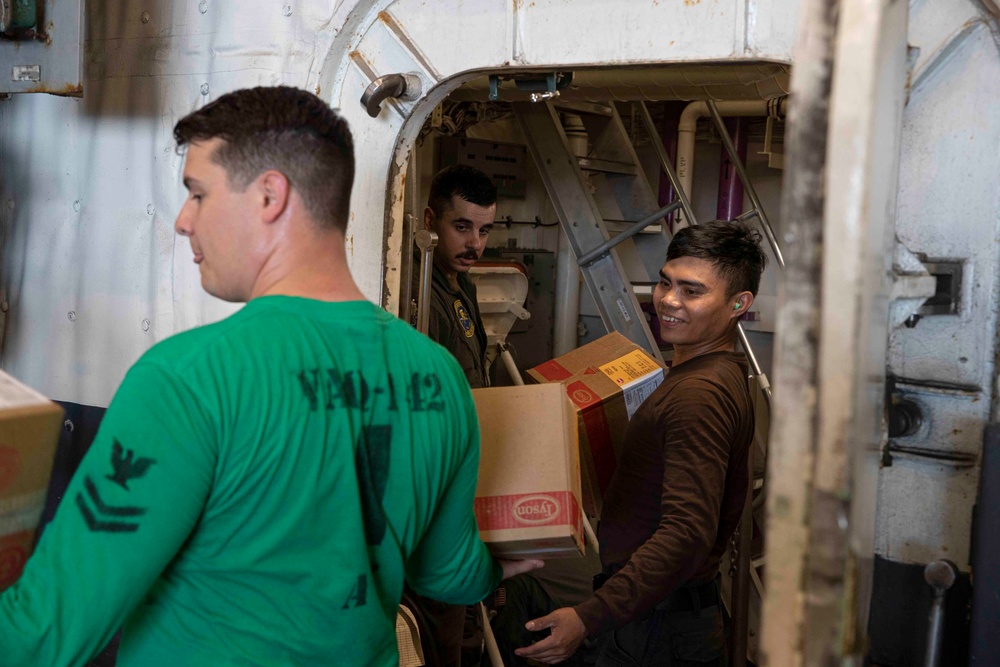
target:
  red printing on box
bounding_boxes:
[566,381,616,493]
[0,531,30,591]
[475,491,582,535]
[533,359,573,382]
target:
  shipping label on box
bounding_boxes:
[0,371,63,591]
[599,349,665,420]
[473,384,584,559]
[528,334,665,517]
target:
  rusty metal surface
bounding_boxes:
[0,0,83,95]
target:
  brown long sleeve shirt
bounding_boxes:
[574,350,754,636]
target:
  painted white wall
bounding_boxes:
[0,0,344,406]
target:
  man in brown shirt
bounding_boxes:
[516,220,767,665]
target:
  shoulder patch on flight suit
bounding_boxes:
[453,299,475,338]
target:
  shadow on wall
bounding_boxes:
[78,0,204,119]
[79,0,157,119]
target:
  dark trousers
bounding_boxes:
[594,581,727,666]
[402,588,467,667]
[488,575,598,667]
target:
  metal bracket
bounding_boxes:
[916,259,962,317]
[488,71,573,102]
[360,72,422,118]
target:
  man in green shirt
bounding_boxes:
[0,86,539,667]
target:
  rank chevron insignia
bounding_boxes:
[75,476,147,533]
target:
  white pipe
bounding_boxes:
[554,231,581,356]
[498,343,525,386]
[675,99,786,229]
[481,603,505,667]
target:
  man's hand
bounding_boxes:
[498,558,544,580]
[514,607,587,664]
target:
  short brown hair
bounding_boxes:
[427,165,497,219]
[174,86,354,231]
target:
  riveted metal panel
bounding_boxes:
[877,0,1000,570]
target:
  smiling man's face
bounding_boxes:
[653,255,750,361]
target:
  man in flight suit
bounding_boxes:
[407,165,497,666]
[423,164,496,389]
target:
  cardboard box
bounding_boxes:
[472,384,584,558]
[528,333,665,516]
[0,371,63,591]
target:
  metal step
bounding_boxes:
[577,156,638,175]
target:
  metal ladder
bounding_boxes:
[511,100,672,363]
[512,98,785,664]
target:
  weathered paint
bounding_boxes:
[809,0,908,659]
[759,0,835,662]
[0,0,345,406]
[0,0,83,95]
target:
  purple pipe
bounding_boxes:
[717,117,748,221]
[657,102,685,232]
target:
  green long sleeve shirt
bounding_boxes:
[0,297,501,666]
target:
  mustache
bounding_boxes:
[455,251,480,260]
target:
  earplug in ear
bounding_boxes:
[733,303,741,311]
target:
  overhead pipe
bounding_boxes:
[674,98,787,228]
[657,102,685,231]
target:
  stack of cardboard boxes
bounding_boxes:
[527,333,665,516]
[473,333,665,557]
